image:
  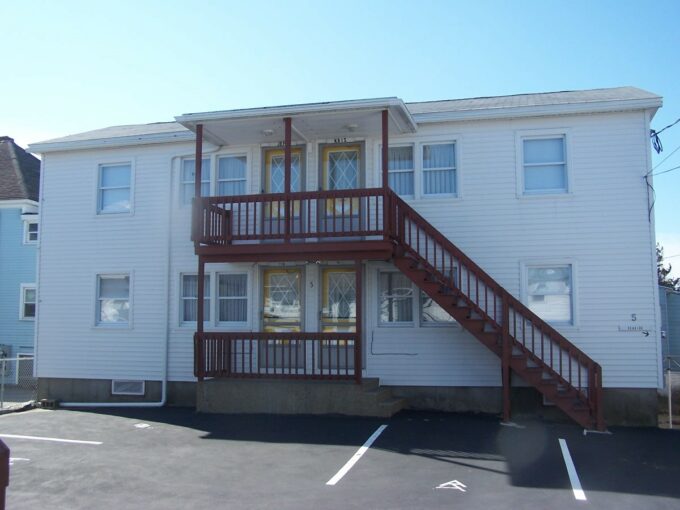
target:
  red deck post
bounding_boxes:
[284,117,292,242]
[355,260,362,384]
[501,293,511,422]
[381,110,390,239]
[197,256,205,381]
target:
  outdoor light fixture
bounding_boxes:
[344,124,358,132]
[262,129,274,136]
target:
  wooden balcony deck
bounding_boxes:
[192,188,396,262]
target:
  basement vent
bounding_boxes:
[111,380,145,396]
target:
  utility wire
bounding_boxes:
[650,117,680,154]
[653,117,680,137]
[651,164,680,177]
[650,143,680,172]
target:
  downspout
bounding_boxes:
[60,144,223,408]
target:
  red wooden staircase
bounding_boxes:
[387,190,604,430]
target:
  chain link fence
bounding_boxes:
[0,357,37,410]
[661,355,680,429]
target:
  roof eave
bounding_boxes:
[412,97,663,123]
[28,130,195,154]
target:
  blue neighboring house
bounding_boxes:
[0,136,40,368]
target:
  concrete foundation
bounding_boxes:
[196,378,405,417]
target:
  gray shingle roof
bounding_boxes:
[32,122,189,146]
[404,86,660,114]
[0,137,40,201]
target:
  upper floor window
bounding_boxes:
[526,265,573,324]
[97,274,130,325]
[218,155,247,195]
[422,143,456,195]
[20,284,36,320]
[23,221,39,244]
[181,158,211,205]
[522,137,567,194]
[98,163,131,214]
[388,146,414,196]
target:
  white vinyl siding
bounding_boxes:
[97,275,130,325]
[388,146,414,196]
[218,273,248,323]
[422,142,456,195]
[181,274,210,323]
[181,158,211,205]
[98,163,131,213]
[522,137,567,193]
[20,284,36,320]
[217,155,247,195]
[526,265,573,324]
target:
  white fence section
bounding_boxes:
[0,357,37,410]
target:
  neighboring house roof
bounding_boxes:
[28,86,662,153]
[0,136,41,201]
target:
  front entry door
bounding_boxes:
[320,268,356,370]
[261,268,303,369]
[263,148,303,236]
[321,145,361,233]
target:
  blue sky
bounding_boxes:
[2,0,679,269]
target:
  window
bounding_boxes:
[218,274,248,323]
[379,272,414,324]
[97,275,130,325]
[98,163,132,213]
[181,158,211,205]
[20,284,36,320]
[526,265,572,324]
[388,146,414,196]
[522,137,567,193]
[420,291,456,326]
[423,143,456,195]
[23,221,39,243]
[181,274,210,323]
[217,155,247,195]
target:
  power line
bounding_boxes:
[651,143,680,171]
[651,164,680,177]
[650,117,680,154]
[652,117,680,137]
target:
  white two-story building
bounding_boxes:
[28,87,664,427]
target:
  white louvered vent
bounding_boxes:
[111,380,145,396]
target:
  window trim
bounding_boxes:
[179,272,212,326]
[96,161,135,215]
[516,129,572,197]
[216,272,249,326]
[180,156,212,207]
[520,260,578,327]
[23,220,39,244]
[95,273,132,328]
[216,153,248,196]
[421,141,458,197]
[19,283,36,321]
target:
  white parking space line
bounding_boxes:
[326,424,388,486]
[0,434,102,445]
[558,438,586,501]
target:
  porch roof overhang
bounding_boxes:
[175,98,417,146]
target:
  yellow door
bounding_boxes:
[264,148,302,218]
[320,268,356,370]
[321,145,360,216]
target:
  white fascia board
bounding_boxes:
[412,98,664,124]
[0,199,39,210]
[175,97,418,133]
[27,130,195,154]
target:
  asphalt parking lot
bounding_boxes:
[1,407,679,510]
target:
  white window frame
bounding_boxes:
[520,260,578,327]
[180,156,212,206]
[516,129,572,197]
[20,283,36,320]
[180,273,212,326]
[216,272,249,326]
[378,271,415,327]
[96,161,134,215]
[95,273,132,328]
[384,143,415,197]
[216,153,248,196]
[421,141,458,197]
[23,220,39,244]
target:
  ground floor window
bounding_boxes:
[20,284,36,320]
[526,265,573,324]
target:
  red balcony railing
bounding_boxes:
[193,188,387,245]
[195,331,359,381]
